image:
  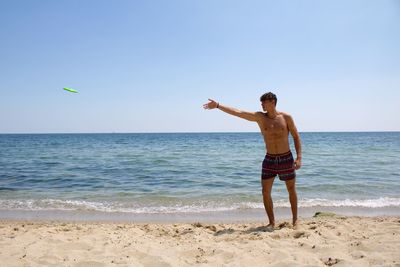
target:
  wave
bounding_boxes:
[0,197,399,213]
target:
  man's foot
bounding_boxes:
[292,219,299,229]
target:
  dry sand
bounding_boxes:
[0,215,399,267]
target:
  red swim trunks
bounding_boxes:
[262,151,296,181]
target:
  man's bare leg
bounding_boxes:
[261,177,275,227]
[285,178,298,227]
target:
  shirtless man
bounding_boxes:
[203,92,302,227]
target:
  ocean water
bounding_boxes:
[0,132,399,220]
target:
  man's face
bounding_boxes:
[261,99,275,111]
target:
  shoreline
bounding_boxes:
[1,206,400,223]
[1,215,399,266]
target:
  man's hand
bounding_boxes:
[203,99,219,110]
[294,158,302,170]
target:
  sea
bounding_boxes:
[0,132,399,222]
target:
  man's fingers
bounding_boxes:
[204,99,217,110]
[294,161,301,170]
[295,162,301,170]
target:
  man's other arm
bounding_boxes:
[284,113,302,169]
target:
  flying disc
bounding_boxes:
[63,87,78,93]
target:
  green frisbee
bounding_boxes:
[63,87,78,93]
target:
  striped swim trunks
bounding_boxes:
[262,151,296,181]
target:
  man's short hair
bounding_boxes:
[260,92,277,106]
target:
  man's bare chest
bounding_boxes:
[260,116,288,135]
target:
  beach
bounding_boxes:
[1,215,399,267]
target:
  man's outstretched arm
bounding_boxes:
[203,98,259,122]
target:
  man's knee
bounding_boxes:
[288,190,297,199]
[262,187,272,196]
[285,181,296,194]
[261,177,274,196]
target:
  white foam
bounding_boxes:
[0,197,399,213]
[296,197,400,208]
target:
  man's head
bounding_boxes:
[260,92,277,111]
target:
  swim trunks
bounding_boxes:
[262,151,296,181]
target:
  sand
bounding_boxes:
[0,215,399,267]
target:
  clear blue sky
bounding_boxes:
[1,0,399,133]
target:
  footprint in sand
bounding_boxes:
[293,231,309,239]
[277,222,291,229]
[323,257,340,266]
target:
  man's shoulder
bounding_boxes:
[279,112,294,123]
[279,111,292,118]
[254,111,265,117]
[249,111,265,122]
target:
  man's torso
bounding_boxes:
[257,112,290,154]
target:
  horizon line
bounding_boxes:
[1,130,399,135]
